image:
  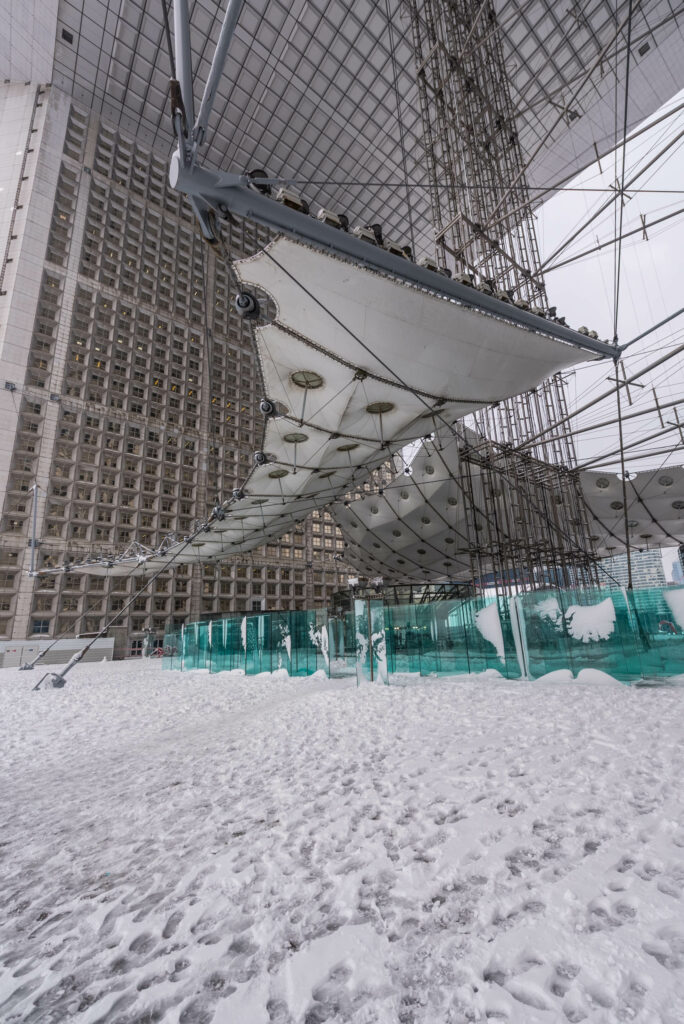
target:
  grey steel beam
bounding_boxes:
[169,153,617,359]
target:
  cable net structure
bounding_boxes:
[332,425,602,593]
[400,0,596,593]
[24,0,684,603]
[408,0,546,305]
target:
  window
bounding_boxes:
[32,619,50,635]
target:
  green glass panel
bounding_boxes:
[168,585,684,683]
[291,609,317,676]
[471,597,521,678]
[270,610,293,673]
[520,587,642,683]
[314,607,331,677]
[181,621,211,671]
[181,622,198,670]
[354,599,386,684]
[290,608,330,676]
[208,616,239,672]
[385,603,421,675]
[370,601,388,683]
[627,586,684,681]
[198,621,211,669]
[354,598,371,685]
[327,612,357,676]
[243,614,268,674]
[410,597,520,679]
[161,630,181,670]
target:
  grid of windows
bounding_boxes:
[0,105,346,647]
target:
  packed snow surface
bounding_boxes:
[1,661,684,1024]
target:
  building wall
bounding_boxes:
[0,88,347,653]
[0,85,65,502]
[0,0,59,84]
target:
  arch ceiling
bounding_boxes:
[330,432,684,584]
[47,0,684,257]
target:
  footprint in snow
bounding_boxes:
[643,925,684,969]
[613,972,653,1021]
[657,876,683,899]
[496,798,526,817]
[505,847,541,877]
[162,909,183,938]
[178,997,214,1024]
[128,931,156,954]
[505,978,553,1011]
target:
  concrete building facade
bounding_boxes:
[0,84,346,654]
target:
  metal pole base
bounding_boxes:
[33,672,66,691]
[18,663,34,670]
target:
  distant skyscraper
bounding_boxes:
[673,546,684,585]
[600,549,667,590]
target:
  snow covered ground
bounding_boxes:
[1,661,683,1024]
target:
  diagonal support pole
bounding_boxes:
[173,0,195,135]
[194,0,244,147]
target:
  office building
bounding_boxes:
[0,83,346,654]
[600,549,667,590]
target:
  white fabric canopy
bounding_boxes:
[581,467,684,555]
[331,434,684,584]
[38,237,603,577]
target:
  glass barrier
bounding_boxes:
[165,611,335,677]
[383,597,521,679]
[354,599,388,684]
[518,587,643,682]
[180,620,211,671]
[209,616,244,673]
[161,630,182,670]
[162,586,684,683]
[327,613,358,677]
[627,586,684,681]
[384,603,421,675]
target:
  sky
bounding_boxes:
[535,90,684,581]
